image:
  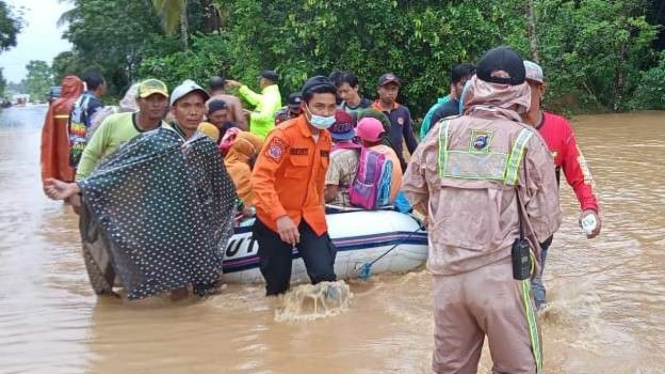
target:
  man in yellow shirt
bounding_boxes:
[45,79,169,193]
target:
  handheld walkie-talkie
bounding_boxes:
[512,190,532,281]
[512,238,531,280]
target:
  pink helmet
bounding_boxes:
[356,117,385,142]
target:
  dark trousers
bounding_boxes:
[253,218,337,296]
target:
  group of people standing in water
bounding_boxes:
[39,45,602,373]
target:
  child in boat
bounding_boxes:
[324,110,360,206]
[354,117,403,205]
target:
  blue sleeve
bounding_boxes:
[430,100,460,128]
[420,98,450,139]
[420,107,435,139]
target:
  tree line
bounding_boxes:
[0,1,22,98]
[45,0,665,116]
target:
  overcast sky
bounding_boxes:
[0,0,72,83]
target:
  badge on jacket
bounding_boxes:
[469,129,492,153]
[265,137,288,163]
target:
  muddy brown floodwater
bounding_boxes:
[0,106,664,373]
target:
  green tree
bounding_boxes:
[60,0,170,96]
[204,0,528,115]
[152,0,189,50]
[0,1,21,51]
[51,51,78,83]
[25,60,52,103]
[64,0,663,113]
[6,79,27,94]
[0,68,7,97]
[630,50,665,109]
[537,0,659,112]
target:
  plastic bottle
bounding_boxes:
[581,214,598,235]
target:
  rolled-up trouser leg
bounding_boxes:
[432,274,484,374]
[254,218,294,296]
[474,260,541,374]
[531,236,553,309]
[297,221,337,284]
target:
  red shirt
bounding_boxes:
[538,112,598,212]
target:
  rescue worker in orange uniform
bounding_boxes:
[251,76,339,295]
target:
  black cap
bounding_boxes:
[476,46,526,86]
[208,98,228,114]
[378,73,400,87]
[301,76,337,96]
[260,69,279,83]
[287,92,303,109]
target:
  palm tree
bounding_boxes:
[152,0,189,50]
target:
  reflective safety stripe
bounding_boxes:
[438,122,534,185]
[504,129,533,185]
[437,120,451,178]
[54,115,70,119]
[521,278,543,373]
[438,120,509,181]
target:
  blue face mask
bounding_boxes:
[306,105,335,129]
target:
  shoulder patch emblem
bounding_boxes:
[265,137,288,163]
[397,117,405,126]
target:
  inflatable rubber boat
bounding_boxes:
[220,208,428,283]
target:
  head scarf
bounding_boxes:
[224,131,264,204]
[60,75,85,100]
[460,74,531,122]
[119,83,140,112]
[40,75,84,183]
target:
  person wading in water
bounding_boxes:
[402,47,561,373]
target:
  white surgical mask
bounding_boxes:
[305,105,335,129]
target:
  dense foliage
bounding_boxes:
[57,0,169,95]
[0,1,21,97]
[25,60,53,103]
[0,1,20,51]
[630,50,665,110]
[56,0,663,115]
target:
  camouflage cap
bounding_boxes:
[138,79,169,99]
[523,60,544,84]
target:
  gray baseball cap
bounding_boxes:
[170,79,210,107]
[523,60,544,84]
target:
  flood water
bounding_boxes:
[0,106,664,373]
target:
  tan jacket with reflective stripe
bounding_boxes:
[403,110,561,276]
